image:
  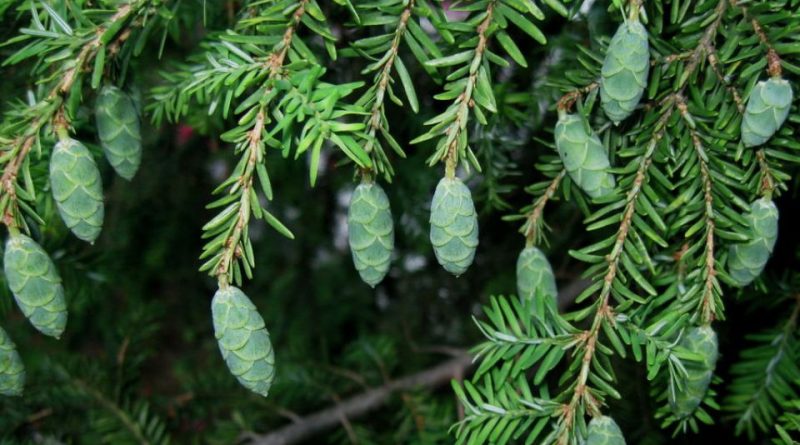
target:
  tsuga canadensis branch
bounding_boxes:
[361,0,414,176]
[443,1,496,179]
[557,0,729,439]
[676,95,719,324]
[522,169,565,247]
[214,0,308,287]
[0,3,142,231]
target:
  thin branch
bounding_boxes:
[215,0,308,286]
[676,95,719,324]
[443,1,496,178]
[243,353,473,445]
[522,169,565,247]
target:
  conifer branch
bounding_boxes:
[557,2,728,439]
[0,2,147,231]
[522,169,565,247]
[214,0,308,287]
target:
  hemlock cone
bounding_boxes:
[429,177,479,276]
[670,326,719,418]
[728,198,779,287]
[2,234,67,338]
[516,247,557,307]
[211,286,275,397]
[0,326,25,396]
[95,85,143,180]
[49,138,105,243]
[600,19,650,124]
[555,113,616,199]
[347,182,394,287]
[587,416,626,445]
[741,77,793,147]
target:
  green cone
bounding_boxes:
[348,182,394,287]
[516,247,557,308]
[95,85,143,180]
[50,138,105,243]
[555,113,616,199]
[587,416,626,445]
[728,198,778,287]
[211,286,275,397]
[430,177,478,276]
[741,77,792,147]
[600,19,649,124]
[0,326,25,396]
[3,234,67,338]
[670,326,718,418]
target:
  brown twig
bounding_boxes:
[522,170,566,247]
[676,95,719,324]
[556,83,599,113]
[734,0,783,78]
[243,353,473,445]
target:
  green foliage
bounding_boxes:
[49,138,105,243]
[600,19,649,124]
[347,182,394,287]
[3,234,67,338]
[211,285,276,397]
[727,198,779,287]
[0,325,24,396]
[95,85,143,181]
[429,177,479,276]
[741,77,793,148]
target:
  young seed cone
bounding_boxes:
[741,77,792,147]
[600,20,650,124]
[587,415,626,445]
[728,198,778,287]
[429,177,478,276]
[211,286,275,397]
[3,234,67,338]
[95,85,143,180]
[347,182,394,287]
[50,138,105,243]
[0,325,25,396]
[670,326,718,418]
[555,114,616,199]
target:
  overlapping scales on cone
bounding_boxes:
[0,326,25,396]
[516,247,557,307]
[555,114,616,199]
[3,234,67,338]
[50,138,105,243]
[741,77,792,147]
[728,198,778,287]
[429,177,478,276]
[348,182,394,287]
[587,416,626,445]
[95,85,143,180]
[670,326,718,418]
[600,19,649,124]
[211,286,275,397]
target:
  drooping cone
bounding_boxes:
[50,138,105,243]
[516,247,557,308]
[587,415,626,445]
[670,326,718,418]
[600,19,650,124]
[347,182,394,287]
[429,177,478,276]
[728,198,778,287]
[741,77,792,147]
[95,85,143,180]
[3,234,67,338]
[555,113,616,199]
[211,286,275,397]
[0,326,25,396]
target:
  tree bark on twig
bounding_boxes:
[243,353,473,445]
